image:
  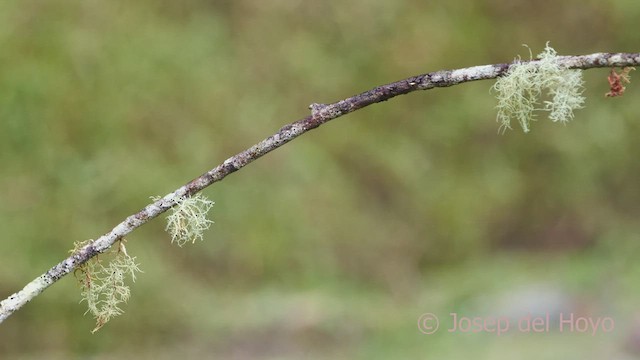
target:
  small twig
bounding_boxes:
[1,51,639,323]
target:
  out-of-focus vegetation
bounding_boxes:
[1,0,639,358]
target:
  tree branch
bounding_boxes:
[1,52,638,323]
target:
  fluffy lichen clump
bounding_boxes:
[73,239,142,333]
[165,193,214,246]
[493,43,585,133]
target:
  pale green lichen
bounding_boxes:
[73,239,142,333]
[493,43,585,133]
[164,193,214,247]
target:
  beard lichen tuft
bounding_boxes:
[492,43,585,133]
[164,193,214,247]
[73,239,142,333]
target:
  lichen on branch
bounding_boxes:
[73,239,142,333]
[162,193,215,247]
[493,43,585,133]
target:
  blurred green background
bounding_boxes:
[1,0,639,358]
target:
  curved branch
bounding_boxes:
[1,52,639,323]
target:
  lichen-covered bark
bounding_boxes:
[1,52,639,323]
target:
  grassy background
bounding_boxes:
[1,0,639,358]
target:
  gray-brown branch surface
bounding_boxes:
[1,52,639,323]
